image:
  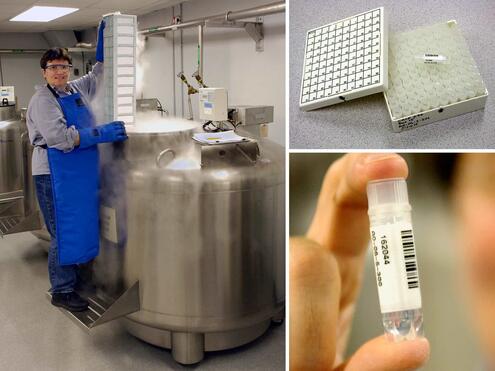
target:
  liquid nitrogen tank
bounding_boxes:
[89,117,285,364]
[0,104,41,236]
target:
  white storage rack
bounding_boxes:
[103,13,137,124]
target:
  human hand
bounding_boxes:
[78,121,127,148]
[454,154,495,367]
[96,121,128,143]
[96,19,106,63]
[290,153,430,371]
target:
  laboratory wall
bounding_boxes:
[0,34,47,108]
[137,0,286,145]
[0,0,285,145]
[0,33,89,108]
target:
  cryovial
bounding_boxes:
[367,178,423,341]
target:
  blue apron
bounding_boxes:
[46,84,100,265]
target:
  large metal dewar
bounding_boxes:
[86,119,285,364]
[38,117,285,364]
[0,105,41,236]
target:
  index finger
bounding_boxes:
[307,153,409,257]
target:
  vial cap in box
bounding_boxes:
[367,178,410,213]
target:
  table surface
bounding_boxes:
[289,0,495,149]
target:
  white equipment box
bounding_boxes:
[199,88,228,121]
[0,86,15,105]
[230,105,274,125]
[103,13,137,124]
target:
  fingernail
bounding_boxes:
[363,153,399,164]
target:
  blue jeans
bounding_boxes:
[34,175,78,293]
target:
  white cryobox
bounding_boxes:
[299,9,488,132]
[199,88,228,121]
[385,20,488,132]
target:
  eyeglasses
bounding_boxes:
[45,64,73,72]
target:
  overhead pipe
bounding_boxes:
[139,1,285,36]
[198,24,203,77]
[0,49,45,54]
[0,47,95,54]
[172,6,177,116]
[180,3,184,118]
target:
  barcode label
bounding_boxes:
[370,222,422,313]
[401,230,419,289]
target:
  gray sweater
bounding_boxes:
[26,62,103,175]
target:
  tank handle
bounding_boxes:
[156,148,176,168]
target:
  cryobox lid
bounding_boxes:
[300,7,388,111]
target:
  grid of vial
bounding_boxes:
[301,9,382,104]
[386,22,487,119]
[104,14,136,124]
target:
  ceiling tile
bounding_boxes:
[34,0,99,7]
[0,23,38,32]
[0,0,187,32]
[0,0,35,4]
[0,4,37,21]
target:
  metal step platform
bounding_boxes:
[45,281,140,330]
[0,215,21,236]
[0,212,42,237]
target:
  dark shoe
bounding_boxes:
[51,292,89,312]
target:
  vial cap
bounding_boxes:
[367,178,410,213]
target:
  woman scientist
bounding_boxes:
[26,21,128,312]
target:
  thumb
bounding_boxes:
[290,237,341,370]
[336,335,430,371]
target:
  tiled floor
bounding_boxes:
[0,232,285,371]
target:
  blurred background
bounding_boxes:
[290,153,483,371]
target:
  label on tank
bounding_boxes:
[203,101,213,114]
[100,205,118,243]
[370,222,422,313]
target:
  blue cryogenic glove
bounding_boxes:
[95,19,106,63]
[78,121,128,148]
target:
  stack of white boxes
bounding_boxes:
[103,13,137,124]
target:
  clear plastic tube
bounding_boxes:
[367,178,424,341]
